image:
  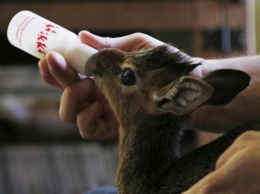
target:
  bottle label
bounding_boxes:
[37,23,59,55]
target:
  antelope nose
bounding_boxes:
[85,50,111,77]
[85,52,98,76]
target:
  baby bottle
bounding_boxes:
[7,10,97,75]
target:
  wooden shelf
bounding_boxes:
[0,1,245,32]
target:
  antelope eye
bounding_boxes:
[121,68,136,86]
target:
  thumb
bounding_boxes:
[78,31,112,50]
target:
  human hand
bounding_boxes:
[39,31,164,139]
[182,131,260,194]
[39,52,119,140]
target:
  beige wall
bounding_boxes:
[256,0,260,53]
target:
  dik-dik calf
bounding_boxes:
[85,45,260,194]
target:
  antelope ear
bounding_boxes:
[154,69,250,115]
[202,69,250,105]
[154,77,214,115]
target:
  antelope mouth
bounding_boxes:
[85,53,99,77]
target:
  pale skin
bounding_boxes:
[39,31,260,193]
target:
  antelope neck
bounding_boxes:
[117,114,184,193]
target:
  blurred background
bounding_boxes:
[0,0,256,193]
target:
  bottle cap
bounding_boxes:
[70,44,97,75]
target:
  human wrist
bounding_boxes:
[190,58,220,78]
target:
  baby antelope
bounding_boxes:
[85,45,260,194]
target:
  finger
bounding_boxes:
[216,131,260,169]
[78,31,109,50]
[215,144,242,170]
[46,51,81,88]
[182,163,240,194]
[75,84,119,140]
[181,172,217,194]
[79,31,164,51]
[77,101,118,140]
[38,58,63,90]
[59,78,95,123]
[77,101,104,139]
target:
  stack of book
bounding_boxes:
[0,142,118,194]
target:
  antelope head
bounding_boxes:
[85,45,250,127]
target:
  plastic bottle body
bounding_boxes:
[7,10,97,75]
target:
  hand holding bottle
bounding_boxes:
[39,31,164,139]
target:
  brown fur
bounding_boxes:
[85,44,259,194]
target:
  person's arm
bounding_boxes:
[191,56,260,132]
